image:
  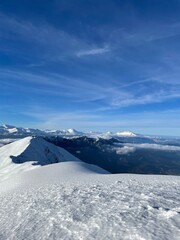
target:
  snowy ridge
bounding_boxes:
[0,136,82,182]
[0,136,108,183]
[0,136,80,165]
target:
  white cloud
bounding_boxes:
[111,90,180,108]
[133,143,180,151]
[0,12,92,60]
[115,143,180,155]
[0,68,129,102]
[115,146,135,155]
[2,68,180,110]
[76,46,110,57]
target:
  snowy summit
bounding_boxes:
[115,131,137,137]
[0,136,180,239]
[0,136,79,182]
[0,136,107,182]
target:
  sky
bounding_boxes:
[0,0,180,136]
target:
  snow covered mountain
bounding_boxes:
[45,128,83,136]
[0,124,44,135]
[0,124,140,139]
[115,131,137,137]
[0,136,108,183]
[0,125,83,137]
[0,136,81,165]
[0,136,80,182]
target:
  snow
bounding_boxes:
[87,130,139,139]
[0,136,81,182]
[64,128,83,135]
[0,164,179,240]
[0,124,140,138]
[0,137,180,239]
[7,127,18,134]
[0,125,44,135]
[0,124,83,136]
[116,131,137,137]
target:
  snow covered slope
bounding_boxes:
[0,161,108,193]
[0,130,179,239]
[0,136,82,182]
[0,162,179,240]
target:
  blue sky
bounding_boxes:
[0,0,180,135]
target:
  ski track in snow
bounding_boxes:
[0,176,180,240]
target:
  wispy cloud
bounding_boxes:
[20,106,180,135]
[23,107,103,130]
[0,10,180,136]
[108,21,180,46]
[0,69,122,101]
[0,12,91,61]
[0,12,111,64]
[76,46,110,57]
[111,89,180,107]
[114,143,180,155]
[0,68,180,109]
[115,146,136,155]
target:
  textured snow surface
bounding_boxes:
[0,164,180,240]
[0,162,109,193]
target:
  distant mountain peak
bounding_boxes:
[116,131,137,137]
[66,128,76,133]
[65,128,82,135]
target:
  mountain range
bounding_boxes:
[0,124,141,138]
[0,124,83,136]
